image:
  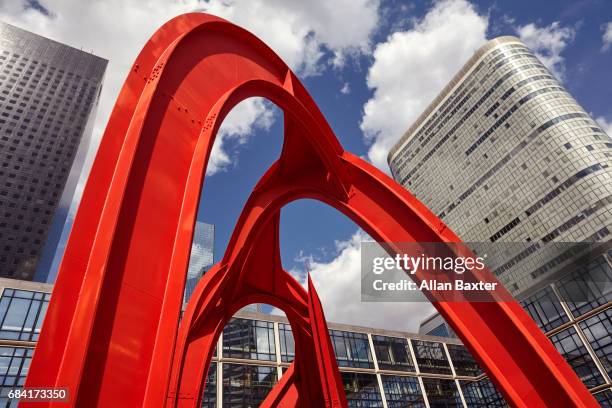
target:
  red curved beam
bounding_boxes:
[23,12,597,408]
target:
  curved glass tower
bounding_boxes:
[389,36,612,399]
[389,36,611,298]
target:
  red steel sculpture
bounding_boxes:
[23,13,598,408]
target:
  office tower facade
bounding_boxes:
[184,221,214,304]
[0,22,107,281]
[389,36,612,397]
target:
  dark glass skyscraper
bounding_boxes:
[0,22,107,281]
[184,221,214,304]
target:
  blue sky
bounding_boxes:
[1,0,611,331]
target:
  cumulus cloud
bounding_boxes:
[517,21,575,79]
[360,0,488,172]
[596,117,612,136]
[290,231,434,333]
[207,98,275,175]
[0,0,380,210]
[603,22,612,51]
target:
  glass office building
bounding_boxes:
[184,221,214,304]
[0,279,502,407]
[387,36,612,402]
[0,22,107,281]
[0,279,610,406]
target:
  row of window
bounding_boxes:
[0,284,610,407]
[200,362,502,408]
[222,317,481,377]
[1,284,607,388]
[392,44,535,172]
[442,112,589,221]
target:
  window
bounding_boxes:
[341,372,383,407]
[278,323,294,363]
[201,362,216,408]
[579,308,612,378]
[372,335,415,372]
[460,378,507,407]
[222,318,276,361]
[222,363,277,407]
[446,344,482,376]
[381,375,425,408]
[595,389,612,407]
[421,378,462,407]
[0,346,33,408]
[411,340,452,375]
[556,255,612,316]
[520,286,569,332]
[549,327,604,388]
[330,330,374,369]
[0,289,49,341]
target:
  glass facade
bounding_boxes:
[460,378,507,407]
[579,308,612,378]
[184,222,214,304]
[201,362,217,408]
[520,286,569,332]
[556,255,612,316]
[222,363,277,407]
[595,389,612,407]
[549,326,605,388]
[381,375,425,407]
[421,377,462,407]
[222,318,276,361]
[340,372,383,407]
[278,323,294,363]
[372,335,415,372]
[0,22,107,282]
[391,34,612,405]
[0,289,49,341]
[446,344,482,377]
[330,330,374,369]
[2,282,610,406]
[412,340,452,375]
[428,323,451,338]
[0,346,32,408]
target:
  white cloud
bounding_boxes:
[360,0,488,172]
[340,82,351,94]
[207,98,275,176]
[603,22,612,51]
[517,21,575,79]
[293,230,434,333]
[596,116,612,136]
[0,0,380,210]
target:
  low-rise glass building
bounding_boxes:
[0,278,609,407]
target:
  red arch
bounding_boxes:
[23,13,597,407]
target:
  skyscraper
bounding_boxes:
[389,36,612,392]
[184,221,214,304]
[0,22,107,281]
[389,36,611,297]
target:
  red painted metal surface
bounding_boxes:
[22,13,598,408]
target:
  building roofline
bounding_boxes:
[387,35,523,164]
[234,309,463,344]
[0,20,109,64]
